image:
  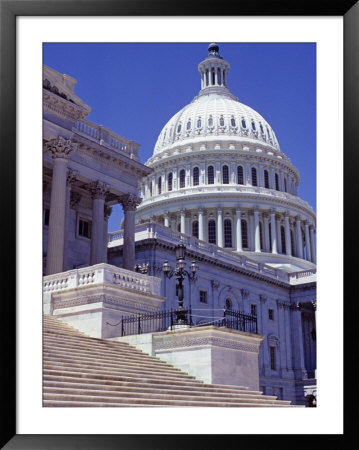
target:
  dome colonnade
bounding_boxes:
[136,43,316,268]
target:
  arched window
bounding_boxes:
[237,166,244,185]
[224,219,232,248]
[251,121,256,130]
[179,169,185,188]
[260,123,264,134]
[231,117,236,127]
[208,220,216,244]
[192,221,199,238]
[264,170,270,188]
[158,177,162,195]
[222,165,229,184]
[275,173,280,191]
[281,226,286,254]
[193,167,199,186]
[241,118,247,128]
[197,118,202,128]
[149,182,153,197]
[205,70,209,86]
[290,229,295,256]
[284,177,287,192]
[208,116,213,127]
[167,172,173,191]
[177,124,182,133]
[251,167,258,186]
[241,219,248,248]
[225,298,232,310]
[219,116,225,127]
[217,68,221,85]
[259,222,264,250]
[211,68,215,85]
[186,120,191,131]
[207,166,214,184]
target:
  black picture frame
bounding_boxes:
[1,0,355,448]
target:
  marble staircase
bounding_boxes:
[43,314,295,407]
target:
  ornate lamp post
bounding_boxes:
[162,243,198,325]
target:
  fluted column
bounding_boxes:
[120,194,142,271]
[45,137,77,275]
[180,209,186,234]
[164,212,169,227]
[270,209,277,254]
[236,208,242,251]
[217,207,223,247]
[254,208,261,252]
[310,226,316,263]
[295,216,304,259]
[276,215,282,254]
[63,169,78,271]
[89,181,109,266]
[263,213,270,252]
[304,221,312,261]
[103,205,112,263]
[284,212,292,256]
[198,207,204,240]
[291,303,308,379]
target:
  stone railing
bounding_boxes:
[288,269,317,284]
[108,222,313,285]
[73,119,140,160]
[43,263,161,296]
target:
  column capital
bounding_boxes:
[104,205,113,220]
[88,180,110,200]
[217,207,223,214]
[120,193,142,211]
[270,208,276,215]
[295,215,302,222]
[240,288,249,300]
[198,207,204,214]
[45,137,77,159]
[66,169,79,187]
[259,294,267,303]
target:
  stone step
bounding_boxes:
[43,375,256,395]
[43,384,284,403]
[43,393,290,407]
[42,400,275,408]
[42,363,198,382]
[43,354,192,377]
[42,341,177,366]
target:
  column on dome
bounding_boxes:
[254,208,261,252]
[214,64,218,85]
[63,169,79,271]
[276,215,282,254]
[164,212,170,227]
[284,212,292,256]
[263,213,270,252]
[270,209,277,254]
[235,208,242,252]
[45,137,77,275]
[180,209,186,234]
[217,207,223,247]
[304,221,312,261]
[120,193,142,271]
[198,207,204,240]
[309,225,316,263]
[295,216,304,259]
[89,181,110,266]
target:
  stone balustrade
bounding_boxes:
[74,119,140,160]
[43,263,161,296]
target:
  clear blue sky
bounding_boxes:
[43,43,316,232]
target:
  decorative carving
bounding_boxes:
[45,136,77,159]
[66,169,79,186]
[211,279,220,290]
[240,288,249,300]
[88,180,110,199]
[119,193,142,211]
[259,294,267,303]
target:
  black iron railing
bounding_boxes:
[117,308,257,337]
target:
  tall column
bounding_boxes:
[295,216,304,259]
[291,303,308,380]
[310,225,316,263]
[164,212,169,227]
[236,208,242,251]
[89,181,109,266]
[263,213,270,253]
[284,212,292,256]
[45,137,77,275]
[304,221,312,261]
[180,209,186,234]
[120,194,142,271]
[254,208,261,252]
[198,207,204,240]
[103,206,112,263]
[276,215,282,254]
[270,209,277,254]
[63,169,78,271]
[217,207,223,247]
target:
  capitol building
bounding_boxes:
[43,43,317,407]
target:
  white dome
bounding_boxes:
[154,92,280,155]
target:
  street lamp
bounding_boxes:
[162,243,198,325]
